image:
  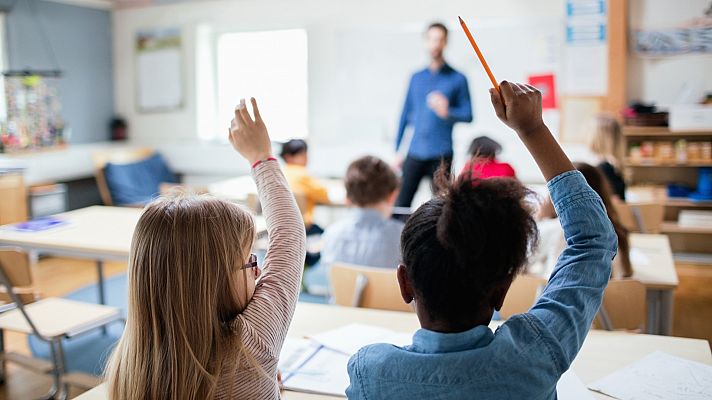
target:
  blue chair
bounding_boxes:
[92,148,178,206]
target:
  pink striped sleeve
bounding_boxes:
[238,160,306,355]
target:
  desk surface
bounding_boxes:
[0,206,140,259]
[0,205,267,259]
[629,233,679,289]
[74,302,711,400]
[209,176,347,206]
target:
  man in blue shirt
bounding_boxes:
[395,22,473,208]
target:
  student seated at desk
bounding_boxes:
[320,156,403,269]
[280,138,330,235]
[589,113,627,201]
[460,135,516,179]
[534,162,632,278]
[105,98,306,400]
[346,82,617,400]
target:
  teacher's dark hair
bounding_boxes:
[400,166,538,321]
[427,22,448,37]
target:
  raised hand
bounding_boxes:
[489,81,545,138]
[229,98,273,164]
[489,81,573,181]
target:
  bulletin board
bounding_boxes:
[136,27,184,112]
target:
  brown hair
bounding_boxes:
[105,195,257,399]
[400,166,538,322]
[574,162,632,278]
[345,156,399,207]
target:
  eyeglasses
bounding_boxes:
[242,253,258,270]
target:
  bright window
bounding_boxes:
[214,29,308,142]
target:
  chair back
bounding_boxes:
[596,279,646,332]
[92,148,156,206]
[329,263,413,312]
[614,202,664,234]
[0,249,39,305]
[499,274,547,319]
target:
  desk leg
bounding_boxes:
[97,260,107,335]
[646,289,660,335]
[660,289,674,336]
[96,260,106,305]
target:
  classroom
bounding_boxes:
[0,0,711,398]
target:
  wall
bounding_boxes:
[5,0,114,143]
[114,0,578,183]
[628,0,712,106]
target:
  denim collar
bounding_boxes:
[410,324,494,354]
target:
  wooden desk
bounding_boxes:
[0,206,267,305]
[74,303,711,400]
[208,175,348,206]
[629,234,678,335]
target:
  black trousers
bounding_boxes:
[395,155,453,208]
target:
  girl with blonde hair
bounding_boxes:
[589,113,627,200]
[105,98,306,399]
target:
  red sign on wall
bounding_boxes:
[528,74,557,110]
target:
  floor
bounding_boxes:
[0,257,127,400]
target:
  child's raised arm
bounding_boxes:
[489,81,574,180]
[491,81,618,376]
[228,98,306,352]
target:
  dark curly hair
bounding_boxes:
[401,166,538,322]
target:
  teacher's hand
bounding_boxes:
[427,91,449,119]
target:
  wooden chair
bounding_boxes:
[614,202,664,234]
[499,275,547,319]
[0,249,124,399]
[329,263,413,313]
[596,279,646,332]
[92,147,156,206]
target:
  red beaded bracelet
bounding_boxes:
[251,157,278,169]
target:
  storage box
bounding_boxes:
[669,105,712,132]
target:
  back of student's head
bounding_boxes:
[589,114,624,168]
[280,139,308,159]
[345,156,399,207]
[573,162,632,277]
[106,195,256,399]
[468,136,502,160]
[400,169,538,322]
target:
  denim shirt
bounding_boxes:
[346,170,617,400]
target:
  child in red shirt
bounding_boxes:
[461,136,516,179]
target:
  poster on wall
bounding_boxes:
[528,73,557,109]
[633,25,712,56]
[136,27,183,112]
[562,0,608,96]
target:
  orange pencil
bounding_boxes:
[458,16,500,92]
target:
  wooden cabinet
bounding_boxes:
[0,173,28,224]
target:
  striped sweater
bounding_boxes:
[216,160,306,399]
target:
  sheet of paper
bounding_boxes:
[280,344,350,397]
[279,338,322,373]
[309,323,413,356]
[557,369,595,400]
[589,351,712,400]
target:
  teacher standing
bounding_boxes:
[395,22,473,208]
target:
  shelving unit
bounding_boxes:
[623,126,712,266]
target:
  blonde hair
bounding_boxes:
[589,113,625,169]
[105,195,256,400]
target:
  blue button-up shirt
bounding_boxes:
[396,64,473,160]
[346,170,617,400]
